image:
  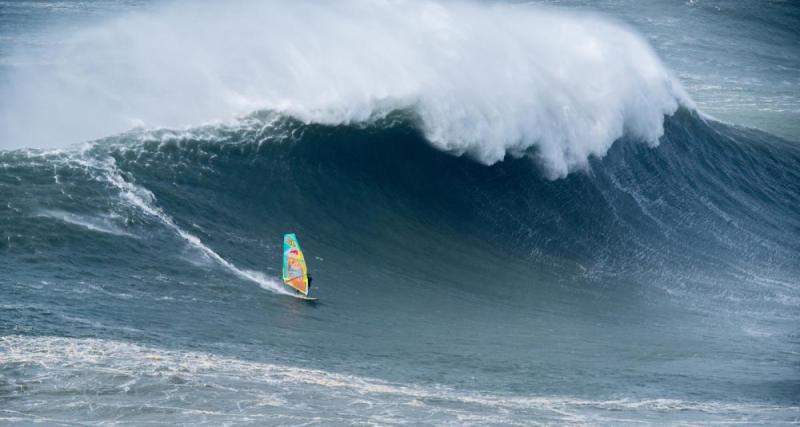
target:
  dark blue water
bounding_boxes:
[1,1,799,425]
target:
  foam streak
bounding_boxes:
[88,154,292,295]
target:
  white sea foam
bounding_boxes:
[1,335,794,426]
[0,0,690,178]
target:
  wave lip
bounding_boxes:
[0,0,689,178]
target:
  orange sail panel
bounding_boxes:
[282,233,309,295]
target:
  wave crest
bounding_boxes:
[0,0,690,178]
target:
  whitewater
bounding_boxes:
[1,1,799,425]
[0,0,691,178]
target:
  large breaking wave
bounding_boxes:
[2,1,799,424]
[3,109,798,306]
[0,0,688,178]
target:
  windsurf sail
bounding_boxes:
[282,233,309,295]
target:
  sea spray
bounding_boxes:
[0,0,689,178]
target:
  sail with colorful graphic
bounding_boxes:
[282,233,309,295]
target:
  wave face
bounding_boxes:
[2,109,799,424]
[0,0,687,177]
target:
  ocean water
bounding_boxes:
[1,1,799,425]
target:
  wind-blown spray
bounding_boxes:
[0,0,689,178]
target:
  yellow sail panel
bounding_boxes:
[282,233,308,295]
